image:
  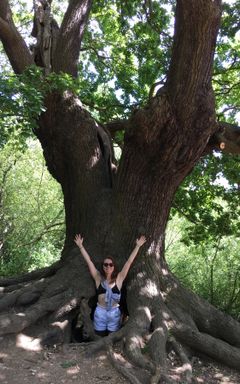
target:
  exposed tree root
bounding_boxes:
[86,327,126,355]
[1,259,240,384]
[147,301,172,384]
[1,283,27,293]
[169,336,192,384]
[79,298,97,341]
[0,260,62,287]
[166,274,240,346]
[0,291,66,335]
[124,321,155,373]
[0,278,49,312]
[76,269,240,383]
[172,322,240,370]
[0,255,85,340]
[107,344,150,384]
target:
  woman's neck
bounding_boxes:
[105,274,112,282]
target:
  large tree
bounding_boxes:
[0,1,240,382]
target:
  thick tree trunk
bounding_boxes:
[36,92,112,249]
[2,91,240,383]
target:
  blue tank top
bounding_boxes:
[97,280,121,310]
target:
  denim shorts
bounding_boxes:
[94,305,121,332]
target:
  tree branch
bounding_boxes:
[208,122,240,154]
[31,0,59,74]
[16,221,64,248]
[52,0,93,77]
[0,0,33,73]
[105,119,129,134]
[166,0,222,123]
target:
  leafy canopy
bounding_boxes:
[0,0,239,275]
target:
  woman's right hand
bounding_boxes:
[74,234,100,284]
[136,235,146,247]
[74,234,84,248]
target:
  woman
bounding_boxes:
[74,234,146,335]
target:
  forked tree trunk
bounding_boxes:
[1,1,240,383]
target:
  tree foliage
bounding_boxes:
[0,141,64,276]
[166,214,240,318]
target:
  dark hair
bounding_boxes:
[100,256,119,281]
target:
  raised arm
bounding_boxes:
[74,234,100,285]
[116,236,146,288]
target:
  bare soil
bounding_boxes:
[0,335,240,384]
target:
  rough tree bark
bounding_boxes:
[1,1,240,383]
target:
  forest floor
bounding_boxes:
[0,334,240,384]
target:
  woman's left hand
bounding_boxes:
[136,235,147,247]
[74,234,84,248]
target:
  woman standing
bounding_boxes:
[74,234,146,336]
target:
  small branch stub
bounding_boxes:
[32,0,59,74]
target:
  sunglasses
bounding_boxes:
[103,262,114,267]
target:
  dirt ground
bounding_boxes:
[0,334,240,384]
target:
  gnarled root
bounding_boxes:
[169,336,192,384]
[79,298,97,341]
[172,322,240,370]
[0,261,62,288]
[107,344,150,384]
[0,254,95,344]
[148,300,174,384]
[85,272,240,384]
[1,257,240,384]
